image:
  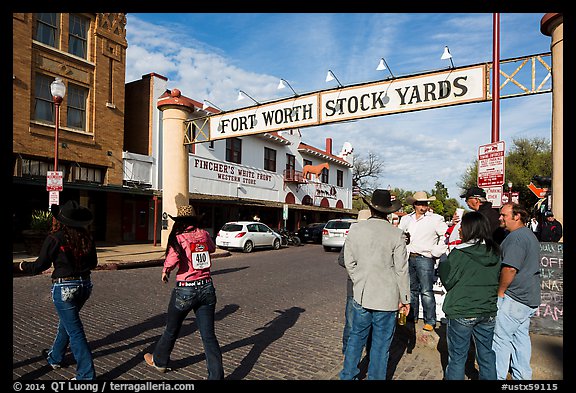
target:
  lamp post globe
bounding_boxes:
[50,77,66,103]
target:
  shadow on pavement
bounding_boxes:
[209,306,306,380]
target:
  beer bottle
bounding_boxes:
[398,309,406,326]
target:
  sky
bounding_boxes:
[124,13,553,202]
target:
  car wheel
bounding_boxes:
[323,246,331,252]
[272,238,281,250]
[243,240,254,253]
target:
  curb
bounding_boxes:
[12,250,232,276]
[94,250,232,271]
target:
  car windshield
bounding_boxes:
[221,223,243,232]
[325,221,353,230]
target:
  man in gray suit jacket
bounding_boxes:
[339,189,410,380]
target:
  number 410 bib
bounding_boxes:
[191,243,211,270]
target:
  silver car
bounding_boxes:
[216,221,282,253]
[322,218,358,251]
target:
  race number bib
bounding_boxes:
[191,243,211,269]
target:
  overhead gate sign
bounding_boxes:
[478,141,505,188]
[208,65,486,141]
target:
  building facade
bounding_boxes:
[125,74,356,239]
[12,12,134,243]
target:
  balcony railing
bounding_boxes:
[283,169,306,183]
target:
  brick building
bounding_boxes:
[12,13,138,243]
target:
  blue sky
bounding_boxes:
[125,13,552,202]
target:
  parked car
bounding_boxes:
[297,222,326,244]
[322,218,358,251]
[216,221,282,253]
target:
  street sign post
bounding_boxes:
[478,141,505,188]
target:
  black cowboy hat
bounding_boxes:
[52,200,93,228]
[460,186,486,199]
[362,189,402,214]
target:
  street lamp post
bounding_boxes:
[50,77,66,214]
[507,181,513,203]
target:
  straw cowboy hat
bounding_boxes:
[362,189,402,214]
[406,191,436,205]
[52,200,94,228]
[168,205,203,222]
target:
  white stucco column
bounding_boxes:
[541,13,563,239]
[157,89,195,247]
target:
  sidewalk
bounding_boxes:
[12,242,231,272]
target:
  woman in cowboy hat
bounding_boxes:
[144,204,224,379]
[339,189,410,380]
[19,200,98,380]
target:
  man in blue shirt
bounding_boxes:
[492,203,541,380]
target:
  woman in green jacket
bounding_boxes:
[438,211,500,380]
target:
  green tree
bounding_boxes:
[428,181,461,221]
[459,137,551,209]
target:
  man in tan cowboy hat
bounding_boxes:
[398,191,448,332]
[339,189,410,380]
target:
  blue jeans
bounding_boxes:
[340,300,396,380]
[492,294,537,380]
[408,255,436,325]
[343,295,353,354]
[445,316,497,380]
[343,295,372,355]
[153,282,224,380]
[49,280,95,380]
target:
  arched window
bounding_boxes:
[285,192,295,204]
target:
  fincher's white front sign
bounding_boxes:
[208,65,486,140]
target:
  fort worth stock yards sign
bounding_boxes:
[208,64,486,140]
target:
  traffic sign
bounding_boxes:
[49,190,59,208]
[46,171,63,191]
[477,141,505,188]
[528,182,548,198]
[484,186,503,208]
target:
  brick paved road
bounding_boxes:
[12,244,562,381]
[13,245,353,380]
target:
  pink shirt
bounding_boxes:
[163,227,216,282]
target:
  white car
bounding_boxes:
[216,221,282,253]
[322,218,358,251]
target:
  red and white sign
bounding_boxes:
[528,182,548,198]
[46,171,63,191]
[484,186,503,208]
[48,190,59,208]
[478,141,505,187]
